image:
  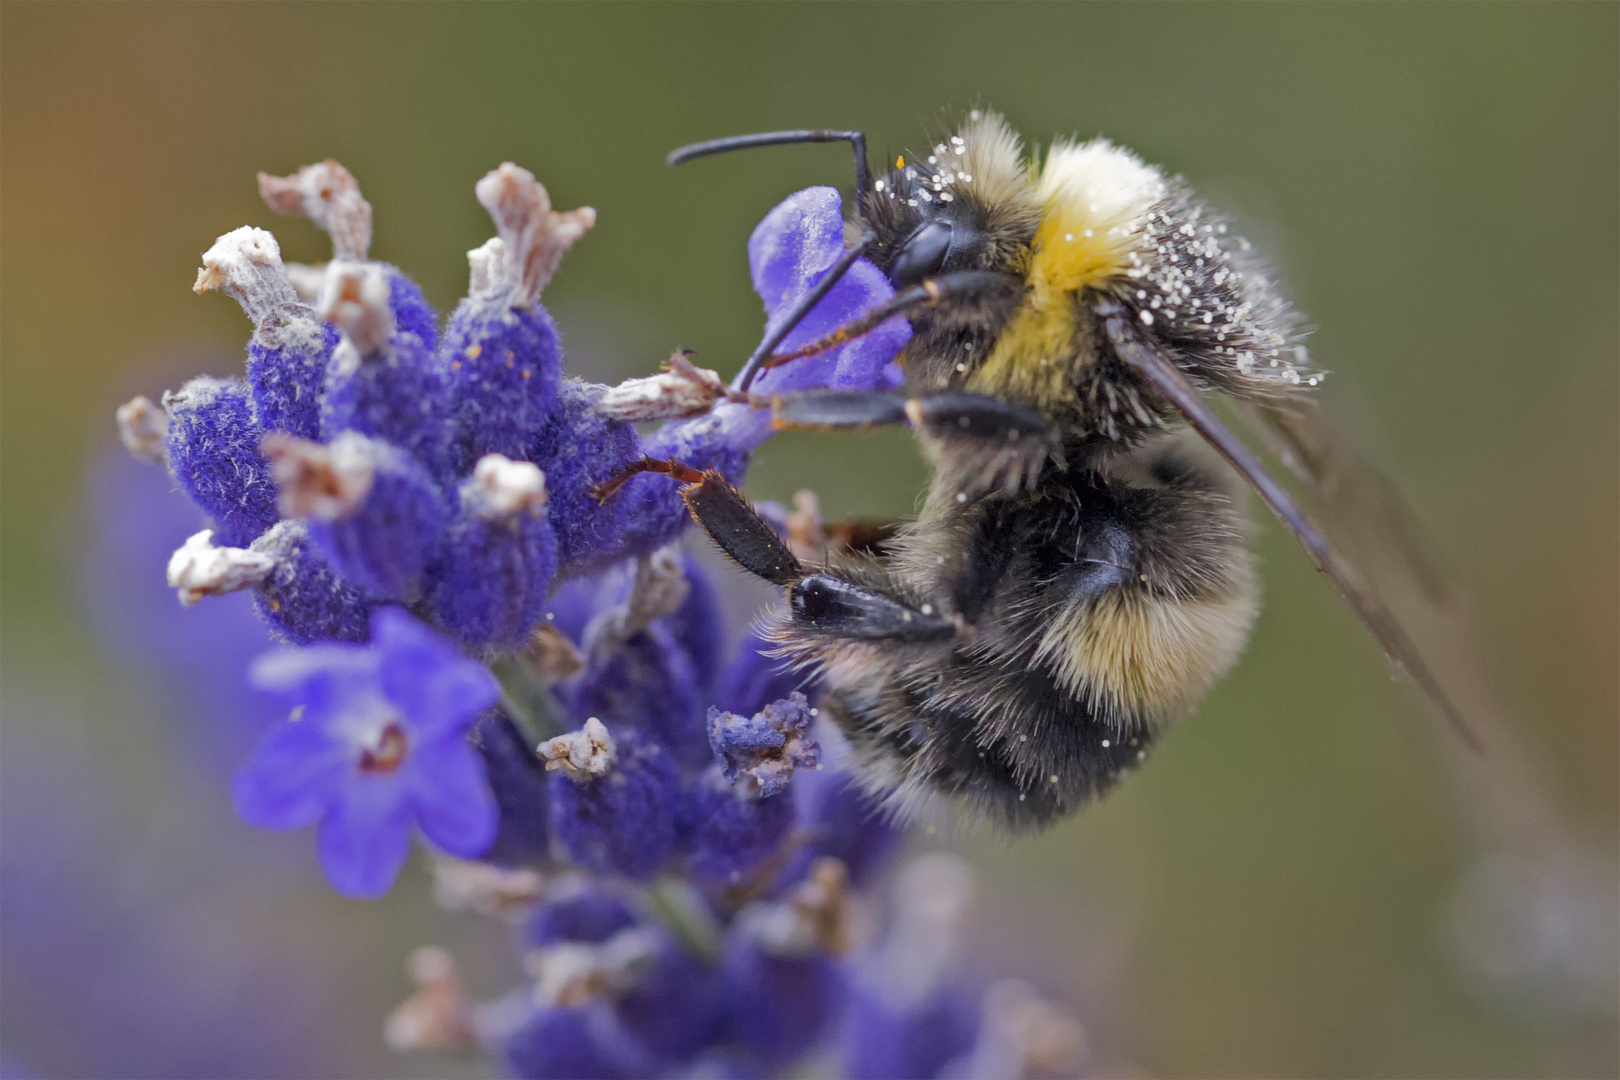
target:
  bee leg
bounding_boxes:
[679,469,802,586]
[773,389,1058,500]
[591,457,803,584]
[769,390,911,430]
[678,470,951,641]
[786,573,955,643]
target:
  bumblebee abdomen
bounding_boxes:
[1037,577,1257,726]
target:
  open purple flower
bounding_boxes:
[233,607,499,898]
[745,185,910,397]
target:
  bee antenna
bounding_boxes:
[748,271,1021,389]
[667,130,872,202]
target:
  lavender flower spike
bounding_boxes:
[233,607,500,898]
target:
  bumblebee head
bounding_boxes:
[666,112,1039,389]
[857,112,1042,291]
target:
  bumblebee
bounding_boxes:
[611,111,1477,828]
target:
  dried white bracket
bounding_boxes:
[258,159,374,263]
[260,432,379,521]
[474,162,596,307]
[317,261,394,365]
[467,454,548,520]
[537,716,617,780]
[192,226,301,325]
[594,350,732,423]
[116,395,169,464]
[166,529,275,606]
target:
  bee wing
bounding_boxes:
[1097,302,1484,749]
[1235,396,1461,613]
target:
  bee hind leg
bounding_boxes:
[678,472,953,643]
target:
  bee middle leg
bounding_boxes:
[773,389,1060,499]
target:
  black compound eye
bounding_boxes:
[887,219,954,288]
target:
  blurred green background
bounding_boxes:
[2,3,1615,1077]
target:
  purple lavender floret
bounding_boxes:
[574,624,706,769]
[247,318,338,440]
[494,1000,649,1080]
[163,376,278,547]
[707,691,820,799]
[780,769,902,891]
[528,380,642,572]
[318,263,454,481]
[723,936,848,1069]
[249,521,375,644]
[265,433,447,603]
[428,455,558,649]
[614,930,731,1065]
[233,607,499,898]
[442,299,563,475]
[384,267,440,354]
[841,980,981,1080]
[679,766,797,887]
[441,163,590,476]
[191,223,335,442]
[472,711,552,867]
[545,722,680,881]
[524,882,638,948]
[550,551,721,768]
[715,629,810,718]
[661,552,729,692]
